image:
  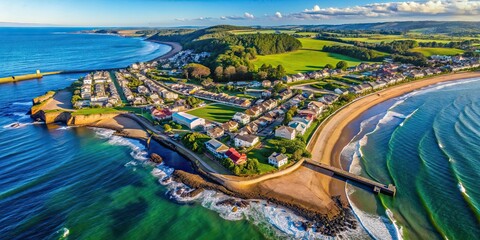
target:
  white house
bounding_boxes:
[275,126,296,140]
[268,152,288,168]
[288,121,308,136]
[232,112,251,125]
[172,112,205,130]
[234,134,259,148]
[205,139,229,159]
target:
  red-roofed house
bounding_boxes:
[224,148,247,165]
[151,108,173,120]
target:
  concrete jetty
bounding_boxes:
[304,159,396,196]
[0,70,61,84]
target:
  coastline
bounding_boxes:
[147,41,183,61]
[0,34,181,84]
[307,71,480,201]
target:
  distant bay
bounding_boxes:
[0,27,171,76]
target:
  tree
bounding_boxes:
[224,66,236,80]
[214,66,224,80]
[336,61,348,70]
[275,65,287,79]
[183,63,211,79]
[201,78,214,87]
[235,65,248,80]
[292,149,303,161]
[324,63,334,69]
[258,71,268,80]
[163,124,172,132]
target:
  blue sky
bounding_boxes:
[1,0,479,27]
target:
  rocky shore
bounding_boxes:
[172,169,357,237]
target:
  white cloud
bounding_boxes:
[244,12,255,19]
[275,12,282,18]
[297,1,480,19]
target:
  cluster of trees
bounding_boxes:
[181,132,210,153]
[464,51,480,57]
[269,138,311,161]
[257,64,287,80]
[221,33,302,55]
[322,45,383,61]
[219,157,260,175]
[163,121,183,132]
[183,63,211,79]
[213,65,253,81]
[418,40,480,49]
[70,80,83,106]
[355,40,418,54]
[392,52,428,66]
[283,106,298,124]
[186,96,203,108]
[151,25,300,82]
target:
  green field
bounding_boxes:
[410,47,464,57]
[253,38,370,74]
[186,103,244,123]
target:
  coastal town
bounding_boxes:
[62,45,480,176]
[12,20,480,239]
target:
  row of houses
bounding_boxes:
[75,72,121,108]
[193,90,252,108]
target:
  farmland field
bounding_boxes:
[411,47,464,57]
[230,29,296,35]
[186,103,244,123]
[253,38,374,74]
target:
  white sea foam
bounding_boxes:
[386,209,404,240]
[458,183,466,194]
[12,102,32,106]
[346,184,399,240]
[91,127,148,161]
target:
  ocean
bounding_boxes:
[342,78,480,239]
[0,28,336,240]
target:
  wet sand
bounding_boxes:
[307,71,480,201]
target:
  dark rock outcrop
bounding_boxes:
[150,153,163,164]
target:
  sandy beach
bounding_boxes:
[149,41,183,60]
[307,71,480,200]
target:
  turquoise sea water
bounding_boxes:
[343,78,480,239]
[0,28,353,240]
[0,28,270,239]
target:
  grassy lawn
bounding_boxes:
[303,119,320,142]
[116,106,154,122]
[72,108,122,116]
[186,103,244,123]
[253,38,367,74]
[410,47,464,57]
[236,93,257,99]
[247,142,277,173]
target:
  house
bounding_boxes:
[246,106,262,118]
[160,90,179,100]
[138,85,150,94]
[222,120,239,132]
[151,108,172,120]
[172,112,205,130]
[262,80,272,88]
[288,121,308,136]
[224,148,247,165]
[308,101,325,115]
[150,93,163,105]
[234,134,259,148]
[207,127,225,139]
[205,139,229,159]
[275,126,296,140]
[232,112,251,124]
[268,152,288,168]
[83,75,92,85]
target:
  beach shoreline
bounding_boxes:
[307,71,480,201]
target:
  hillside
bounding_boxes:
[279,21,480,35]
